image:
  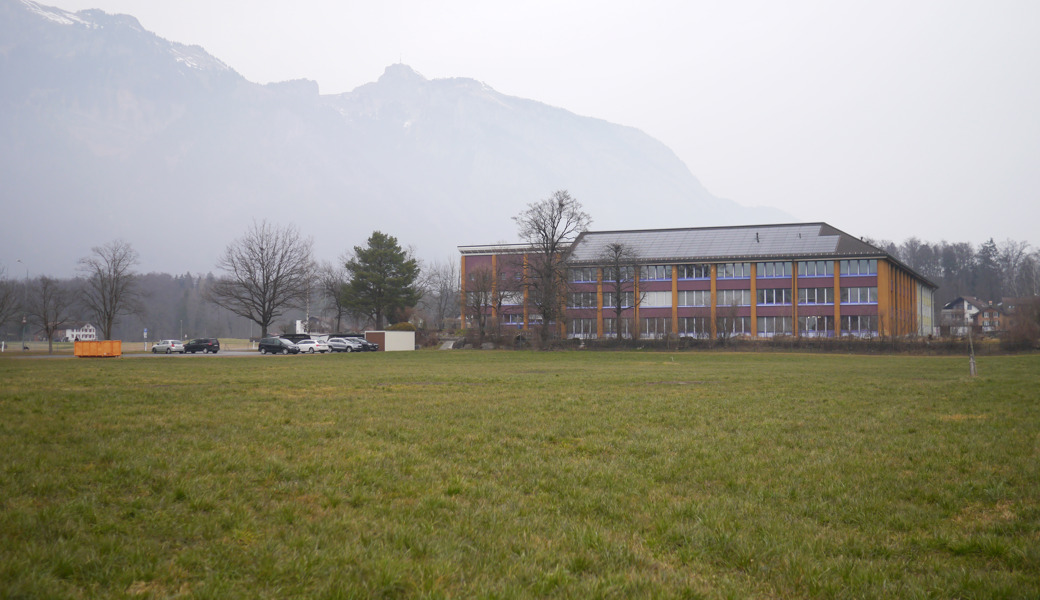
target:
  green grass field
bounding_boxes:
[1,350,1037,598]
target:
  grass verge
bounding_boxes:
[1,351,1038,598]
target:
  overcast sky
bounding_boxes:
[44,0,1040,248]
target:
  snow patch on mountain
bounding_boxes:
[19,0,94,27]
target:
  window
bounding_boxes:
[603,318,632,338]
[718,262,752,279]
[642,291,672,307]
[602,291,634,309]
[641,265,671,281]
[678,264,711,280]
[841,287,878,304]
[757,288,792,305]
[717,316,751,337]
[567,292,597,308]
[602,266,635,281]
[797,261,834,277]
[840,259,878,275]
[756,261,792,278]
[716,289,751,306]
[569,318,597,338]
[677,290,711,306]
[842,315,877,336]
[798,287,834,304]
[500,290,524,305]
[641,317,672,339]
[569,267,596,283]
[677,316,710,338]
[799,316,834,336]
[757,316,793,336]
[501,313,523,325]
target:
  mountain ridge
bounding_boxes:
[1,0,790,276]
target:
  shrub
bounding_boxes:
[388,322,417,332]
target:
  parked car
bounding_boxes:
[356,338,379,352]
[258,337,300,355]
[326,337,353,352]
[296,339,331,354]
[152,339,184,354]
[184,338,220,354]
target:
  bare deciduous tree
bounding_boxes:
[316,261,349,333]
[599,241,640,342]
[513,190,591,349]
[207,221,314,339]
[0,267,19,333]
[78,240,143,340]
[464,263,511,346]
[24,276,76,353]
[997,238,1031,297]
[419,259,460,332]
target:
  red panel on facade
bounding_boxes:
[841,304,878,316]
[797,305,836,316]
[676,308,712,317]
[466,255,493,270]
[677,282,711,291]
[757,306,795,317]
[715,280,751,290]
[840,276,878,286]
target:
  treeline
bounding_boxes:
[865,237,1038,307]
[2,230,1036,348]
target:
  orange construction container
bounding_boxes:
[74,340,122,358]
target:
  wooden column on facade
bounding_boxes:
[596,268,604,339]
[833,263,842,337]
[671,265,679,336]
[749,262,758,337]
[490,255,498,319]
[634,271,640,338]
[459,255,467,328]
[522,255,530,332]
[791,265,799,338]
[709,264,718,339]
[877,260,892,337]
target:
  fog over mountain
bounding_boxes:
[1,0,790,276]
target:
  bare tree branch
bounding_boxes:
[206,221,314,339]
[78,239,143,340]
[513,190,591,348]
[24,276,76,353]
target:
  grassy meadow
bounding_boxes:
[1,350,1038,598]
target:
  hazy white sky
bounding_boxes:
[44,0,1040,247]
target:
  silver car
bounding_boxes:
[152,339,185,354]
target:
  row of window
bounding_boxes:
[566,315,879,338]
[567,259,879,283]
[568,287,878,308]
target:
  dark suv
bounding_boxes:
[258,337,300,355]
[184,338,220,354]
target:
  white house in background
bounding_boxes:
[62,323,98,341]
[940,297,988,337]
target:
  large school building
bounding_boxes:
[459,223,937,340]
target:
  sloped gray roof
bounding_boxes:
[567,223,884,264]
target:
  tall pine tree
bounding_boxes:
[342,232,420,329]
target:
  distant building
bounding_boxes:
[62,323,98,342]
[974,303,1007,334]
[460,222,937,340]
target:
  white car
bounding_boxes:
[296,339,330,354]
[152,339,185,354]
